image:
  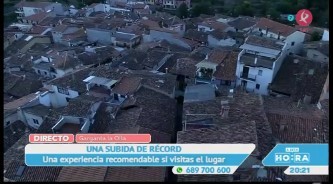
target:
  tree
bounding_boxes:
[191,2,212,17]
[234,1,254,16]
[176,3,189,19]
[267,8,280,20]
[311,31,322,41]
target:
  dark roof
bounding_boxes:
[62,95,102,117]
[4,93,39,110]
[39,16,63,26]
[112,76,142,95]
[4,133,62,182]
[184,29,208,43]
[15,1,53,9]
[170,58,199,78]
[5,53,33,69]
[144,50,169,68]
[22,12,49,22]
[270,56,328,103]
[157,53,189,73]
[47,68,94,93]
[255,18,296,37]
[36,108,65,133]
[57,167,107,182]
[134,87,177,134]
[204,48,230,64]
[52,24,70,33]
[5,73,43,98]
[119,50,148,70]
[263,95,327,143]
[22,104,50,116]
[198,20,230,31]
[28,25,50,35]
[228,17,256,30]
[104,166,166,182]
[184,89,275,157]
[213,51,239,81]
[304,41,329,57]
[51,54,81,70]
[177,121,259,182]
[239,53,275,69]
[245,35,284,50]
[4,120,28,152]
[114,32,139,42]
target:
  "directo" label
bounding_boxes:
[29,134,74,143]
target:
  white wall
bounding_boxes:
[55,68,73,78]
[4,112,19,127]
[51,85,80,107]
[24,112,44,129]
[23,7,42,17]
[198,25,212,32]
[285,31,305,54]
[322,30,329,41]
[208,35,236,47]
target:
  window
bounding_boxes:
[33,119,39,125]
[37,70,41,74]
[313,54,318,58]
[258,70,263,76]
[291,42,295,46]
[57,87,69,95]
[259,28,262,31]
[6,121,10,126]
[256,84,260,90]
[66,97,70,102]
[44,71,47,75]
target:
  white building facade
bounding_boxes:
[235,36,288,95]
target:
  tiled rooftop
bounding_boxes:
[213,51,239,81]
[57,167,107,182]
[170,58,199,78]
[255,17,296,37]
[270,55,328,103]
[245,35,284,50]
[112,76,142,95]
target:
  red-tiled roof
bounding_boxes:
[112,76,142,95]
[22,12,49,22]
[255,18,296,37]
[15,1,53,9]
[28,25,49,35]
[213,51,238,81]
[206,48,230,64]
[199,20,229,31]
[139,19,160,29]
[4,93,39,110]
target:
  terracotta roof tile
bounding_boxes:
[170,58,199,78]
[270,55,328,103]
[112,76,142,95]
[23,12,49,22]
[213,51,239,80]
[255,18,296,37]
[199,20,229,31]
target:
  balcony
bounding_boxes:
[240,73,256,82]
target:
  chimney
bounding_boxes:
[22,75,26,80]
[254,57,258,64]
[278,31,281,40]
[266,27,269,35]
[165,67,168,73]
[205,54,209,60]
[220,100,229,118]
